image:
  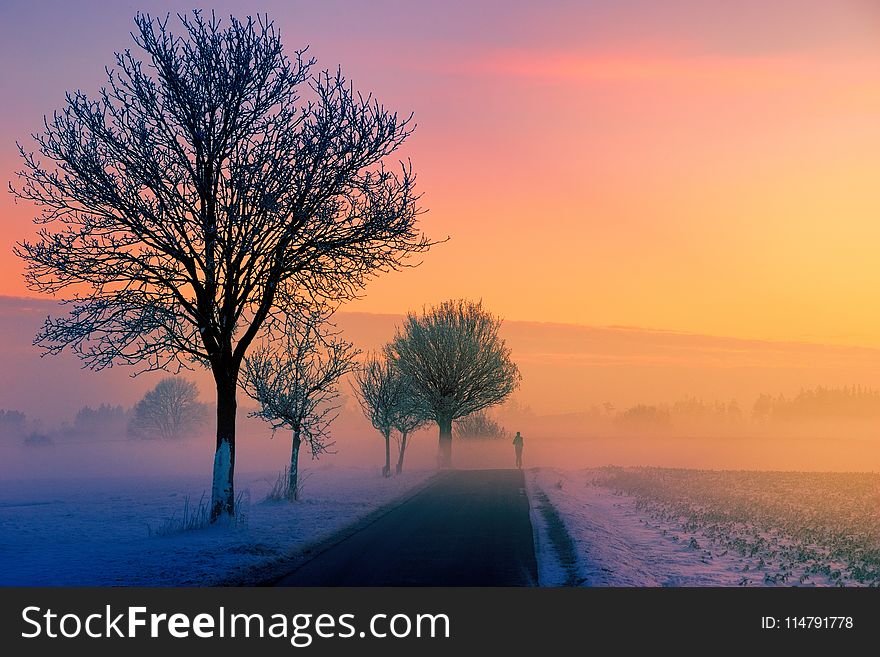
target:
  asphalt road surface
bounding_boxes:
[273,469,538,586]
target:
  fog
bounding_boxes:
[3,296,880,482]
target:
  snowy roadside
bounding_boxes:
[527,468,752,586]
[524,473,580,586]
[0,466,433,586]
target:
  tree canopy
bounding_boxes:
[12,11,431,518]
[386,299,520,466]
[128,377,207,440]
[243,312,357,455]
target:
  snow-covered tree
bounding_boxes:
[243,312,357,500]
[12,11,430,519]
[386,300,520,467]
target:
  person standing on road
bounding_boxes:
[512,431,524,469]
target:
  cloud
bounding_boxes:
[398,42,880,101]
[473,49,797,86]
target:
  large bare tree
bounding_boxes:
[12,12,429,519]
[242,311,357,500]
[353,354,406,477]
[387,300,520,467]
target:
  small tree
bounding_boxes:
[243,312,357,500]
[354,354,405,477]
[387,299,521,467]
[13,12,429,520]
[128,377,207,440]
[454,409,507,440]
[392,394,429,474]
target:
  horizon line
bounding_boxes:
[3,293,878,355]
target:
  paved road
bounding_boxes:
[273,469,538,586]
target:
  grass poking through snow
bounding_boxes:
[148,490,248,536]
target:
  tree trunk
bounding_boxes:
[289,429,301,501]
[383,431,392,477]
[396,431,409,475]
[438,416,453,468]
[210,371,237,521]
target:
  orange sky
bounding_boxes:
[2,1,880,346]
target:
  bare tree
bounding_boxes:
[454,409,508,440]
[128,377,207,440]
[387,300,520,467]
[242,311,357,500]
[392,394,429,474]
[12,12,430,519]
[353,354,405,477]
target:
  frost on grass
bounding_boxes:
[264,466,314,502]
[149,491,248,536]
[531,467,880,587]
[0,468,432,586]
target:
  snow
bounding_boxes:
[0,466,432,586]
[528,468,756,586]
[527,482,579,586]
[211,439,232,514]
[6,459,855,587]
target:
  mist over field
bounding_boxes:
[4,295,880,481]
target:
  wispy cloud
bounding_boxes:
[399,43,879,97]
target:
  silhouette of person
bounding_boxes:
[512,431,524,469]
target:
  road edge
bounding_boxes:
[219,472,444,587]
[524,468,583,586]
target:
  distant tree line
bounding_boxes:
[566,398,744,434]
[513,386,880,438]
[0,409,27,438]
[1,377,209,447]
[753,386,880,422]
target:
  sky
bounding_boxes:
[7,296,880,476]
[2,0,880,347]
[7,296,880,422]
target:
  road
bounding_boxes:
[272,469,538,586]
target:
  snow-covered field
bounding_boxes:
[7,460,872,588]
[0,466,432,586]
[528,467,880,587]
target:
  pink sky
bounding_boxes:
[3,1,880,346]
